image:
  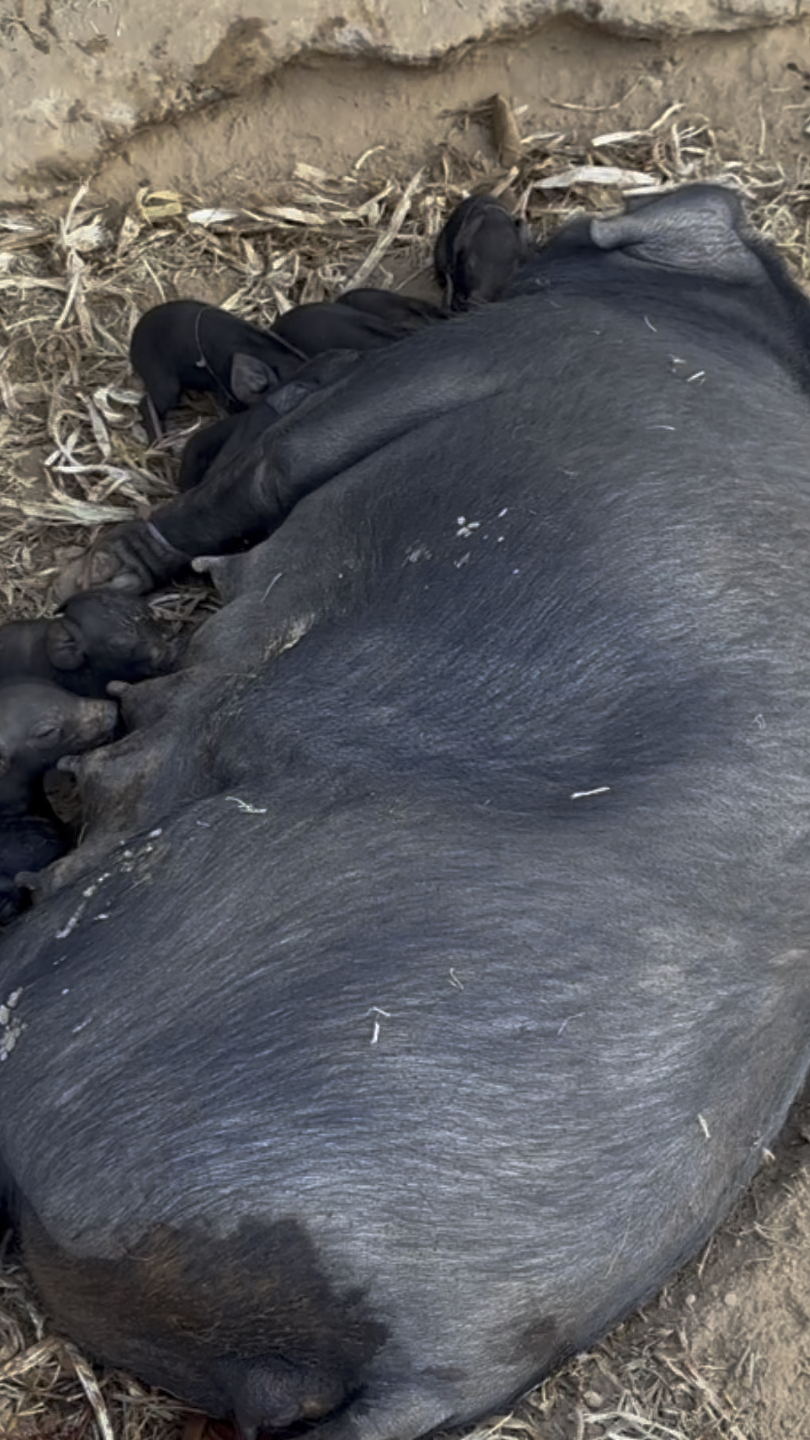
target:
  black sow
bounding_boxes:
[3,186,810,1440]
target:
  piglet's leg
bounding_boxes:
[61,329,502,596]
[154,332,502,559]
[55,521,191,601]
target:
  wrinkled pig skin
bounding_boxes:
[130,301,307,440]
[0,590,184,697]
[5,186,810,1440]
[434,194,533,308]
[0,680,118,920]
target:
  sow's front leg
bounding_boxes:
[61,324,503,596]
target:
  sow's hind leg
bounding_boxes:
[61,324,505,596]
[19,1193,463,1440]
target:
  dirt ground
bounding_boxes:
[75,19,810,209]
[3,14,810,1440]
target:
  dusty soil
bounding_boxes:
[2,15,810,1440]
[85,19,810,209]
[536,1081,810,1440]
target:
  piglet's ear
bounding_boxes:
[230,353,277,405]
[45,618,86,672]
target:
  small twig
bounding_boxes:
[348,168,424,286]
[544,77,643,113]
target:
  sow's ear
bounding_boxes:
[590,184,765,284]
[230,353,277,406]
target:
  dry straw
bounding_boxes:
[0,94,804,1439]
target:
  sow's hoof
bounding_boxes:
[56,521,192,601]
